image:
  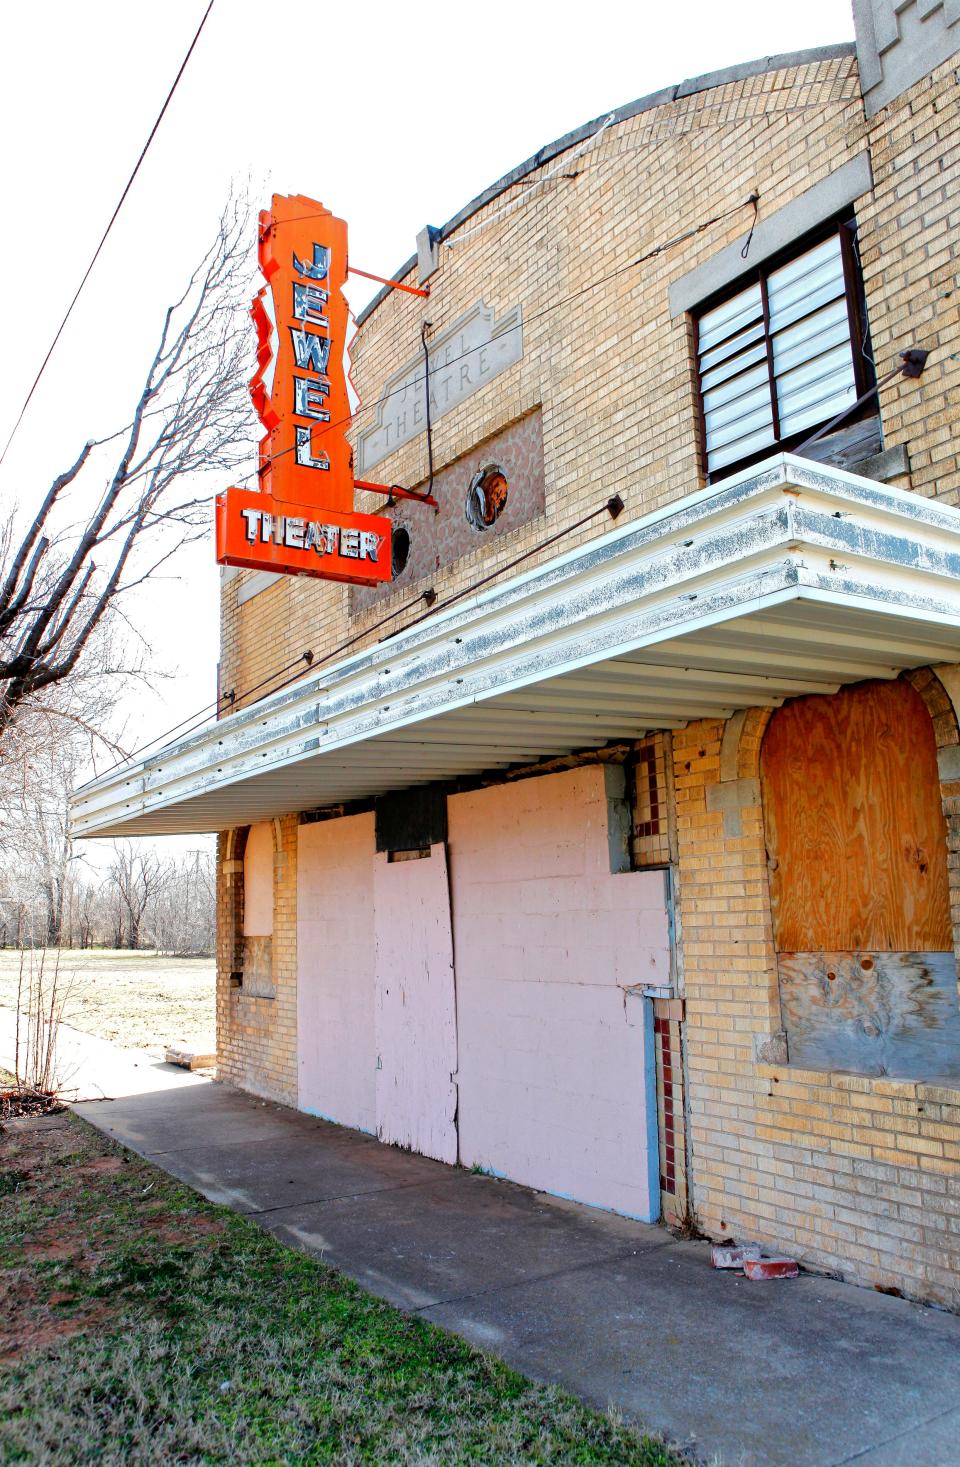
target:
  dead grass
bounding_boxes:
[0,949,214,1055]
[0,1112,688,1466]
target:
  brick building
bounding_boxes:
[74,2,960,1303]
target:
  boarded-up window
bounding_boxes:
[760,679,960,1080]
[243,822,274,937]
[761,680,951,953]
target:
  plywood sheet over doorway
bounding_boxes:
[761,677,960,1079]
[448,766,669,1220]
[373,846,458,1165]
[760,678,952,953]
[297,815,376,1132]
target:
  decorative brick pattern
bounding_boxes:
[631,736,674,868]
[653,999,688,1227]
[351,409,546,614]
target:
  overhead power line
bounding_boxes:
[0,0,217,472]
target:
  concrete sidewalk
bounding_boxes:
[0,1004,209,1102]
[70,1073,960,1467]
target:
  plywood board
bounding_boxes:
[243,822,274,936]
[373,845,458,1165]
[448,765,668,1221]
[778,950,960,1080]
[297,815,377,1132]
[761,679,951,953]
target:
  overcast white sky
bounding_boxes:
[0,0,855,856]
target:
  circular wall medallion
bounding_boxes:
[391,525,410,577]
[465,463,508,531]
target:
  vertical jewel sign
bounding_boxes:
[216,194,392,585]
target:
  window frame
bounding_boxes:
[692,214,875,483]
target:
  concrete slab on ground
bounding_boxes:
[0,1005,209,1103]
[66,1066,960,1467]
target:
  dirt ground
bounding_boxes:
[0,950,215,1055]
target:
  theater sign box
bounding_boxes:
[216,195,392,586]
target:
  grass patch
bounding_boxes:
[0,1112,687,1465]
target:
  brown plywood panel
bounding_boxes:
[761,680,951,954]
[778,951,960,1081]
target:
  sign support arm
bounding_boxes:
[354,479,438,509]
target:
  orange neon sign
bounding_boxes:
[216,194,392,586]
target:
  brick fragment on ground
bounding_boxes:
[165,1048,217,1071]
[711,1243,763,1269]
[743,1256,799,1280]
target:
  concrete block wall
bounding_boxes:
[448,767,670,1219]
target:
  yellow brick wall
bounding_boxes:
[220,53,864,704]
[216,817,298,1104]
[215,48,960,1298]
[856,54,960,503]
[672,690,960,1307]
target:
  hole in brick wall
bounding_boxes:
[392,526,410,577]
[465,463,508,530]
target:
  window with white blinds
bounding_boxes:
[695,227,869,476]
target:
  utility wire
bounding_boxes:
[233,193,758,492]
[94,492,619,783]
[92,586,436,779]
[0,0,216,471]
[93,648,316,778]
[75,193,758,782]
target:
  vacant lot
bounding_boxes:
[0,1110,685,1465]
[0,950,214,1055]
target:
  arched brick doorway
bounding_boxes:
[759,677,960,1079]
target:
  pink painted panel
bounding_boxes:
[243,822,274,936]
[373,846,458,1165]
[297,815,376,1131]
[448,766,668,1219]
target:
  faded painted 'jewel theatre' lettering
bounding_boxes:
[356,299,523,475]
[216,194,392,586]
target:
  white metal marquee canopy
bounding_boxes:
[70,454,960,839]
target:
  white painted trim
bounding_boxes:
[237,570,282,605]
[70,455,960,838]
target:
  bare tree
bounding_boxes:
[0,194,256,745]
[109,842,167,951]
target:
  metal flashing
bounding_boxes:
[70,455,960,838]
